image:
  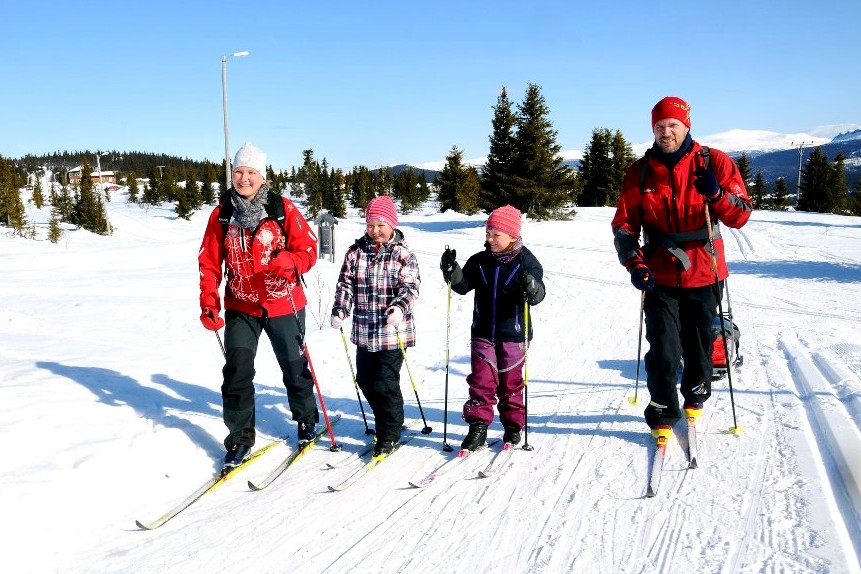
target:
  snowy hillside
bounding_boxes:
[2,189,861,574]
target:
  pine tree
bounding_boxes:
[749,171,767,209]
[0,155,27,234]
[736,152,752,187]
[510,83,574,219]
[32,176,44,208]
[481,87,518,212]
[127,172,139,203]
[48,207,63,243]
[829,153,848,214]
[74,158,111,234]
[185,166,201,209]
[201,161,217,205]
[797,148,832,213]
[848,179,861,216]
[349,166,375,210]
[435,146,480,214]
[771,177,789,211]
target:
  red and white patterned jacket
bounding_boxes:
[198,194,317,318]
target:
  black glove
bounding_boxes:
[521,272,539,297]
[693,168,722,200]
[630,264,655,292]
[440,247,457,281]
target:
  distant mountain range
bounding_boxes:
[404,126,861,190]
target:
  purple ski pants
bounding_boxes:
[463,338,527,429]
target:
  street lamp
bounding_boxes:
[221,50,250,192]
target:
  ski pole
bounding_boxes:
[286,286,342,451]
[396,330,433,435]
[442,276,454,452]
[628,290,646,406]
[340,326,374,435]
[724,277,743,368]
[521,300,534,451]
[215,331,226,357]
[704,202,742,436]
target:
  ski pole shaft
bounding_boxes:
[286,286,341,449]
[522,300,534,451]
[215,331,226,357]
[629,290,645,406]
[442,279,453,451]
[705,202,741,434]
[340,326,373,435]
[396,330,432,434]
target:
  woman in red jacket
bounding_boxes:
[612,97,752,439]
[198,142,320,473]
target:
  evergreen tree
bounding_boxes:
[349,166,375,210]
[435,146,480,214]
[0,155,27,234]
[848,179,861,216]
[394,167,422,214]
[481,87,518,212]
[797,148,833,213]
[201,161,217,205]
[736,152,752,187]
[771,177,790,211]
[185,166,202,209]
[74,158,111,234]
[510,83,574,219]
[48,207,63,243]
[127,172,139,203]
[32,176,44,208]
[829,153,848,214]
[144,166,161,205]
[577,128,613,207]
[299,149,323,218]
[749,171,767,209]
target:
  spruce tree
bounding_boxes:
[750,171,767,209]
[577,128,615,207]
[797,148,831,213]
[185,166,201,209]
[32,177,44,208]
[829,153,848,214]
[771,177,789,211]
[481,87,518,212]
[0,155,27,234]
[510,83,574,219]
[127,172,139,203]
[735,152,751,187]
[435,146,480,214]
[201,161,217,205]
[48,207,63,243]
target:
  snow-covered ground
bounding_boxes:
[2,188,861,574]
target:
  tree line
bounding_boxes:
[4,83,860,242]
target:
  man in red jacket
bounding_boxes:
[612,97,752,437]
[198,142,320,473]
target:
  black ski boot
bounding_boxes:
[222,444,251,474]
[373,439,397,459]
[461,421,488,451]
[502,425,522,445]
[297,420,317,446]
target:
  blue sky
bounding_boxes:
[3,1,860,171]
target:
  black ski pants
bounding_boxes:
[221,309,318,449]
[643,283,719,429]
[355,346,405,443]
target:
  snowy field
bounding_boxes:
[1,187,861,574]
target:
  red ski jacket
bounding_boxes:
[198,193,317,318]
[612,141,752,288]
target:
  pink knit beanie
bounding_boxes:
[486,205,522,238]
[366,195,398,228]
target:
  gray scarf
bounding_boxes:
[230,185,269,230]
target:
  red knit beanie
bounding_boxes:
[651,96,691,128]
[486,205,522,239]
[366,195,398,228]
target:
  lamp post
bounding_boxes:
[221,51,249,192]
[790,141,814,207]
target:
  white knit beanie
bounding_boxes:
[233,142,267,176]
